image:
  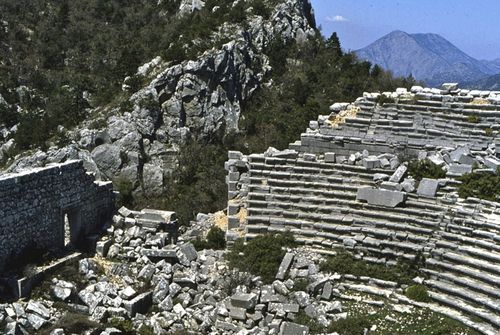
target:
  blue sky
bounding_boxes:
[310,0,500,60]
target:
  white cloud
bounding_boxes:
[325,15,349,22]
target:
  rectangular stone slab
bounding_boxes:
[356,187,406,207]
[417,178,440,198]
[276,252,294,280]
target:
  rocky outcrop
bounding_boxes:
[1,0,317,198]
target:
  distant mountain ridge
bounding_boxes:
[355,30,500,87]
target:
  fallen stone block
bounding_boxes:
[380,181,403,191]
[141,248,178,261]
[417,178,439,198]
[229,306,247,320]
[231,293,257,310]
[177,243,198,265]
[389,164,407,183]
[279,321,309,335]
[484,157,500,170]
[362,157,381,169]
[324,152,336,163]
[356,187,406,207]
[276,252,294,280]
[123,291,153,316]
[447,164,472,176]
[96,239,113,257]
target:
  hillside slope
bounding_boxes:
[0,0,418,223]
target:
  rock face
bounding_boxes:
[1,0,316,198]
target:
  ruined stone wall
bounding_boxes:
[0,160,114,272]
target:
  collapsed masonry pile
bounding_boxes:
[2,211,409,335]
[226,84,500,334]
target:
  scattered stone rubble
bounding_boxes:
[0,209,413,335]
[226,84,500,334]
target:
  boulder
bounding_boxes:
[91,144,122,179]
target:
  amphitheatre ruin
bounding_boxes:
[225,84,500,334]
[0,84,498,334]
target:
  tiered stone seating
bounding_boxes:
[225,86,500,334]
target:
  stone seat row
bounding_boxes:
[247,186,444,229]
[248,190,444,222]
[424,279,500,316]
[247,203,498,268]
[427,290,499,331]
[422,268,500,300]
[431,249,500,276]
[425,258,500,287]
[248,167,376,184]
[246,203,435,239]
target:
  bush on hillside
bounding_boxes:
[226,232,296,283]
[319,250,423,285]
[406,284,430,302]
[457,170,500,201]
[193,226,226,250]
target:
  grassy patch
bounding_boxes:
[336,293,480,335]
[39,313,101,335]
[319,250,423,285]
[467,115,480,123]
[226,232,296,283]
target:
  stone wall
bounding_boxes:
[0,160,114,272]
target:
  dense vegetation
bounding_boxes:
[226,232,296,283]
[319,250,423,285]
[407,159,446,182]
[0,0,276,149]
[236,34,418,152]
[457,169,500,201]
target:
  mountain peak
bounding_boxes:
[356,31,495,86]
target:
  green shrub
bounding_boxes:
[109,318,134,334]
[226,233,296,283]
[375,94,395,106]
[114,177,135,208]
[457,170,500,201]
[406,284,430,302]
[407,159,446,182]
[467,114,480,123]
[193,226,226,250]
[484,127,493,136]
[138,326,155,335]
[320,250,422,285]
[292,278,309,292]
